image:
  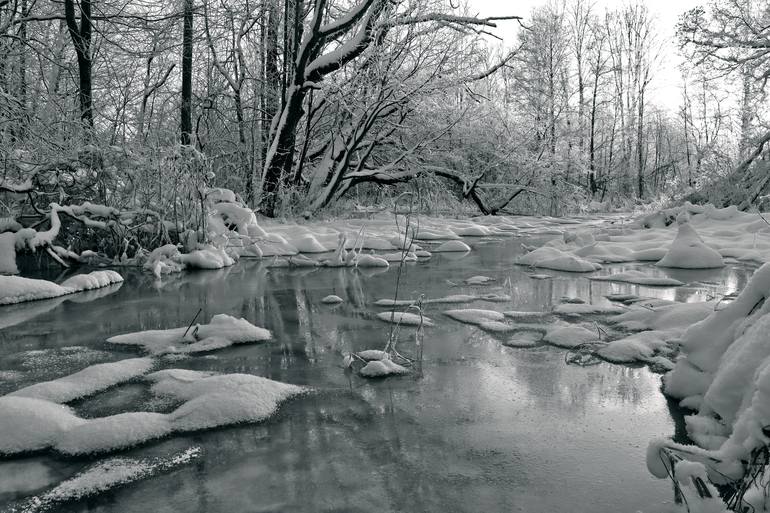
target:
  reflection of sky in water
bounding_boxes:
[0,235,754,512]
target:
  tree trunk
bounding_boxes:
[180,0,194,146]
[64,0,94,130]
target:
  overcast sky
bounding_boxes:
[466,0,705,111]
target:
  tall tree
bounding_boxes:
[181,0,193,146]
[64,0,94,130]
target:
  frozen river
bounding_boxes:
[0,231,756,512]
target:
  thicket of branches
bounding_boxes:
[0,0,768,235]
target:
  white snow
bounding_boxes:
[0,396,85,454]
[432,240,471,253]
[359,358,409,377]
[375,311,433,326]
[656,221,725,269]
[178,245,235,269]
[517,246,601,272]
[0,270,123,306]
[647,263,770,502]
[503,310,552,321]
[464,275,494,285]
[0,370,305,456]
[443,309,505,325]
[106,314,271,355]
[18,447,201,511]
[9,358,154,403]
[596,331,671,364]
[543,325,600,348]
[478,320,517,333]
[354,253,389,267]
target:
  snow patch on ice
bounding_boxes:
[107,314,271,355]
[375,311,433,326]
[8,358,154,403]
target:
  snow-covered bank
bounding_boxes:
[515,203,770,274]
[646,262,770,511]
[0,270,124,306]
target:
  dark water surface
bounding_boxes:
[0,235,757,513]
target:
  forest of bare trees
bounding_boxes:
[0,0,769,234]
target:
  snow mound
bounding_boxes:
[478,321,517,333]
[178,245,235,269]
[158,373,305,431]
[59,270,125,291]
[656,222,724,269]
[503,328,545,348]
[106,314,271,355]
[610,302,714,332]
[432,240,471,253]
[9,358,154,403]
[0,270,124,306]
[360,358,409,377]
[292,234,329,253]
[443,309,505,325]
[321,294,344,304]
[503,310,552,321]
[465,275,494,285]
[0,396,85,454]
[355,253,389,267]
[453,224,493,237]
[591,270,683,287]
[375,311,433,326]
[55,412,173,455]
[0,371,305,456]
[543,325,600,348]
[517,246,601,272]
[597,331,671,364]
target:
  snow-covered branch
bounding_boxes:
[0,178,34,193]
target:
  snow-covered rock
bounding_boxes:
[359,358,409,377]
[597,331,671,364]
[543,325,600,348]
[464,275,494,285]
[375,311,433,326]
[517,246,601,273]
[432,240,471,253]
[107,314,271,355]
[443,309,505,325]
[656,222,724,269]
